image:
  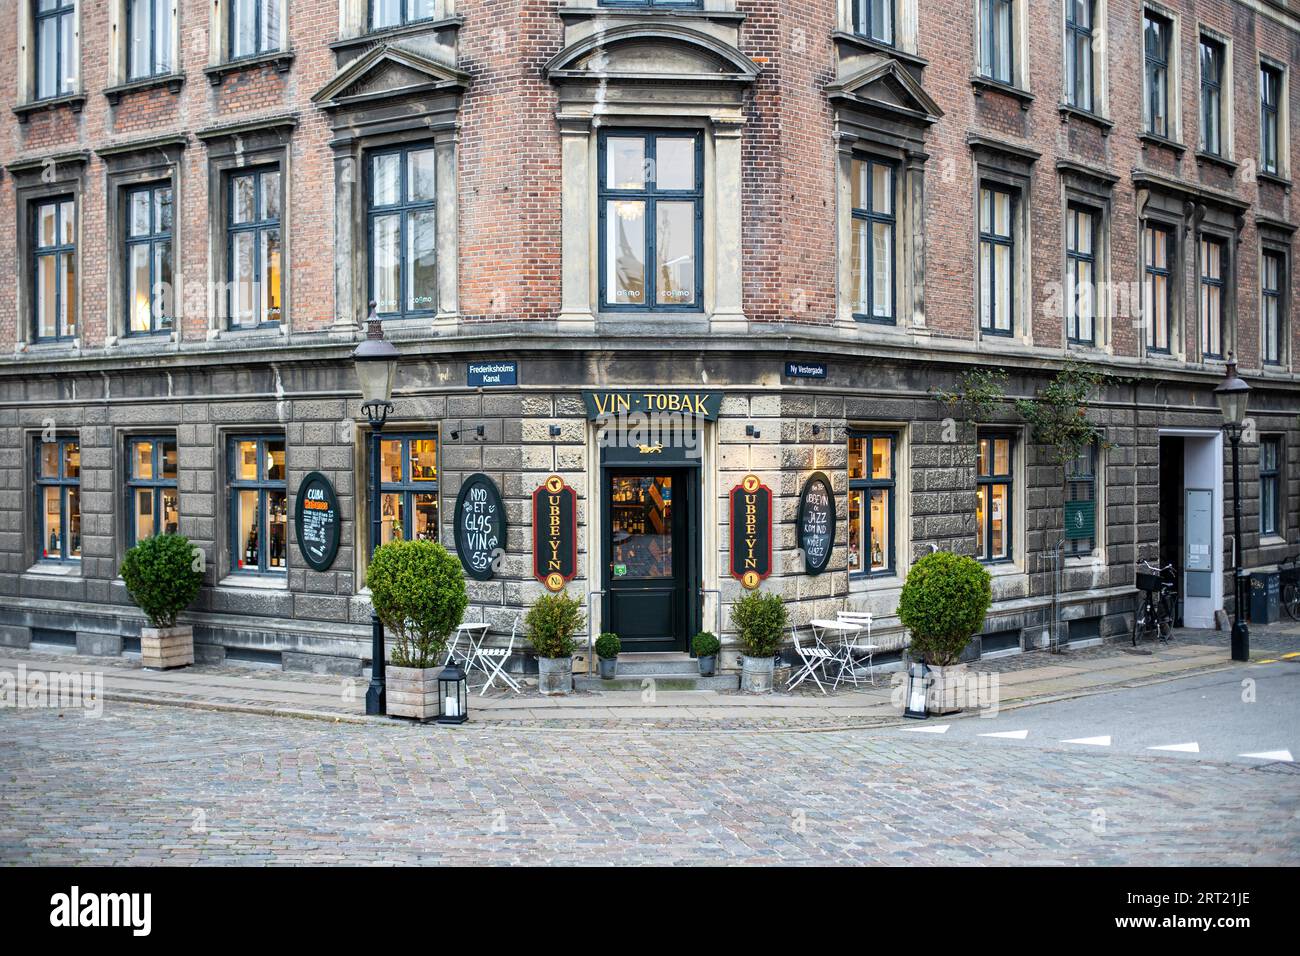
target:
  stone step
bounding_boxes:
[574,673,740,692]
[614,652,698,676]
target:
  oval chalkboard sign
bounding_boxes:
[797,471,836,576]
[294,472,342,572]
[454,473,506,581]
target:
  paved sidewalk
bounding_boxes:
[5,621,1294,729]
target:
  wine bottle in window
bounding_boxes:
[246,527,258,567]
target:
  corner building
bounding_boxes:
[1,0,1298,676]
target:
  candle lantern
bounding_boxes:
[437,657,469,725]
[904,660,929,719]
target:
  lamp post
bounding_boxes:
[1213,353,1251,662]
[353,302,399,715]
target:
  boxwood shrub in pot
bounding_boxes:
[366,540,468,720]
[119,534,203,669]
[526,590,585,695]
[896,551,992,714]
[730,591,786,694]
[594,632,621,679]
[692,631,721,676]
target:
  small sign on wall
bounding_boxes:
[729,474,773,589]
[454,473,506,581]
[784,360,827,380]
[467,361,518,387]
[532,475,577,592]
[294,472,341,572]
[797,471,836,575]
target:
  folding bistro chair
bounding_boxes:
[832,610,879,687]
[787,625,835,695]
[471,615,522,696]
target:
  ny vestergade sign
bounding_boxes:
[532,475,577,592]
[454,473,506,581]
[797,471,836,575]
[294,472,341,572]
[729,473,772,589]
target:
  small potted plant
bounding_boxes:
[730,591,786,694]
[594,632,621,679]
[120,533,204,669]
[526,590,585,696]
[897,551,992,714]
[692,631,721,676]
[367,540,468,721]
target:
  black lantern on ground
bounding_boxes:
[437,657,468,725]
[1214,354,1251,662]
[904,660,929,719]
[352,302,400,715]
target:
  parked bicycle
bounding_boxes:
[1278,553,1300,621]
[1133,561,1176,646]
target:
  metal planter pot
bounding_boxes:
[697,654,716,677]
[599,657,617,679]
[537,655,573,696]
[740,654,774,694]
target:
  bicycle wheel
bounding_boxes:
[1284,583,1300,621]
[1133,601,1153,646]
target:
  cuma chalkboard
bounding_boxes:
[294,472,341,572]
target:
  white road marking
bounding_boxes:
[1148,742,1200,753]
[1061,735,1112,746]
[978,729,1029,739]
[902,724,950,734]
[1238,749,1294,762]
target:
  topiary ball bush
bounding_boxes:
[120,533,203,629]
[897,551,992,666]
[692,631,721,658]
[366,540,468,669]
[730,590,787,657]
[526,590,586,659]
[594,632,621,659]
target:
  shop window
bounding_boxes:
[1143,10,1172,138]
[853,0,894,46]
[128,0,174,80]
[978,183,1016,336]
[1260,436,1281,538]
[230,0,281,59]
[1199,235,1226,360]
[35,0,77,99]
[1199,36,1225,156]
[124,183,175,335]
[368,144,437,319]
[229,436,287,574]
[1064,0,1096,111]
[1066,204,1097,346]
[372,433,439,551]
[227,167,282,329]
[1066,441,1099,556]
[848,431,896,576]
[33,197,77,342]
[1143,222,1173,354]
[978,0,1014,85]
[34,437,81,563]
[1262,250,1285,366]
[851,157,895,324]
[598,130,703,313]
[1261,63,1283,175]
[126,437,179,545]
[976,432,1013,562]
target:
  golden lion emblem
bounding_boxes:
[637,442,664,454]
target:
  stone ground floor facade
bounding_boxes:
[0,333,1295,677]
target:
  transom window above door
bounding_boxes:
[599,131,703,313]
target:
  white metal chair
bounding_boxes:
[471,615,522,696]
[787,625,835,695]
[832,610,879,687]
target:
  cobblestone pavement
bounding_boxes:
[2,695,1296,865]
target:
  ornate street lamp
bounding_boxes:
[353,302,400,715]
[1214,353,1251,662]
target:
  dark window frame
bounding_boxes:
[597,128,705,314]
[366,142,438,320]
[126,0,174,81]
[1066,202,1098,346]
[227,434,288,577]
[851,155,897,325]
[32,195,76,342]
[1260,436,1282,538]
[1065,0,1095,112]
[1143,221,1174,355]
[34,0,77,100]
[1262,249,1286,366]
[1199,35,1225,156]
[370,431,440,550]
[1066,439,1099,555]
[853,0,895,47]
[978,182,1017,337]
[976,431,1015,563]
[125,435,179,547]
[124,182,175,336]
[848,429,897,578]
[33,435,81,564]
[979,0,1015,85]
[1144,11,1172,138]
[1261,64,1283,175]
[226,166,282,329]
[1199,233,1227,360]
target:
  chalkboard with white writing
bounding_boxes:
[294,472,341,572]
[798,471,836,576]
[454,473,506,581]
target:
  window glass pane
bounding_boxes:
[133,441,154,479]
[43,487,62,558]
[871,221,892,317]
[135,488,155,541]
[413,494,438,541]
[161,487,179,535]
[871,0,892,43]
[848,489,864,572]
[608,476,673,579]
[232,175,255,225]
[409,439,437,481]
[161,440,178,479]
[381,493,404,545]
[993,191,1011,235]
[155,239,174,328]
[372,154,400,206]
[37,255,58,339]
[976,484,987,558]
[40,442,59,479]
[261,0,282,52]
[990,484,1007,557]
[871,163,892,214]
[607,138,645,190]
[232,0,256,58]
[407,209,437,312]
[128,243,152,333]
[264,440,285,481]
[851,159,866,211]
[129,0,150,79]
[373,0,399,28]
[871,437,891,479]
[156,186,173,233]
[59,200,75,244]
[66,486,81,558]
[993,438,1009,475]
[236,440,258,480]
[851,218,868,314]
[655,201,695,306]
[156,0,174,73]
[37,19,56,98]
[407,149,437,203]
[231,232,256,326]
[410,0,437,20]
[371,214,400,314]
[607,200,645,306]
[261,228,281,323]
[60,252,76,338]
[655,137,695,190]
[236,489,259,569]
[848,436,866,480]
[260,171,280,221]
[994,244,1012,330]
[38,203,56,247]
[870,488,890,571]
[266,489,287,568]
[381,439,402,484]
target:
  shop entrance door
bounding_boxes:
[604,470,693,652]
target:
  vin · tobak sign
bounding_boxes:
[729,473,772,589]
[532,475,577,592]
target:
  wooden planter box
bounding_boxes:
[386,665,441,721]
[927,663,969,715]
[140,625,194,670]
